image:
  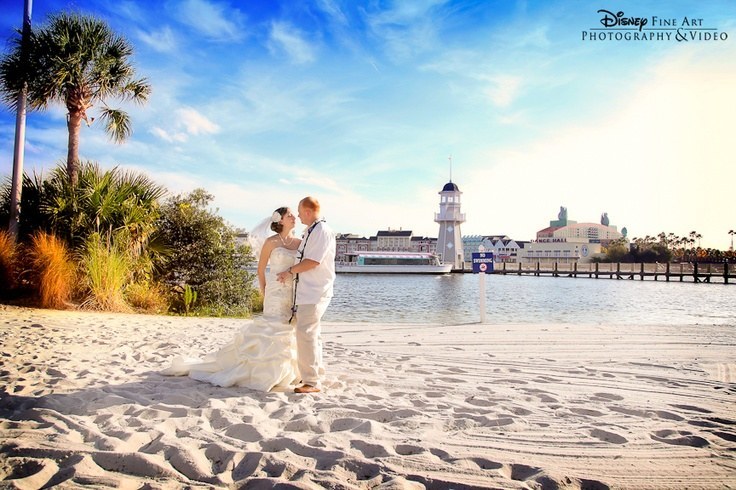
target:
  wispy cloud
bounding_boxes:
[174,0,246,42]
[178,107,220,135]
[150,107,220,143]
[137,26,178,53]
[315,0,349,26]
[268,21,317,64]
[482,75,522,107]
[362,0,447,60]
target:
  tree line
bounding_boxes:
[0,162,258,315]
[0,11,262,315]
[601,232,736,263]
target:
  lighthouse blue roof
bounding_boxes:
[442,182,459,192]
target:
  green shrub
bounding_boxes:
[154,189,256,316]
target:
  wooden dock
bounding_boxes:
[481,261,735,284]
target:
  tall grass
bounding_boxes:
[30,232,77,308]
[125,281,169,313]
[80,234,131,311]
[0,230,18,291]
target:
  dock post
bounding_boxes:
[680,263,684,282]
[595,262,599,279]
[694,262,699,283]
[616,262,621,280]
[518,262,522,275]
[536,261,540,277]
[640,263,645,281]
[574,262,578,278]
[666,262,670,282]
[725,262,729,285]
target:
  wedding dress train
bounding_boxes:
[161,247,299,391]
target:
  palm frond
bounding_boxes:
[98,107,131,143]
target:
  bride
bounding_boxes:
[161,207,301,391]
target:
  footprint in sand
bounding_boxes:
[395,444,426,456]
[670,404,713,414]
[590,428,628,444]
[499,463,542,481]
[711,431,736,443]
[651,429,709,447]
[592,392,624,401]
[570,408,605,417]
[350,439,391,458]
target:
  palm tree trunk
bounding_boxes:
[7,0,33,241]
[8,85,27,240]
[67,111,82,186]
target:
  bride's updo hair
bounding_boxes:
[271,207,288,233]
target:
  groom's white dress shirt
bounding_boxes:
[296,221,336,305]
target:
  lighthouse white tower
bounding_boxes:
[435,180,466,270]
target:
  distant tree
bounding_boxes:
[154,189,257,316]
[0,12,151,186]
[603,238,628,262]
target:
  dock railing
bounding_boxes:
[486,262,734,284]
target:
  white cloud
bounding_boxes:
[149,126,187,143]
[268,22,316,65]
[315,0,349,26]
[177,107,220,135]
[482,75,522,107]
[149,107,219,143]
[175,0,245,42]
[137,26,178,53]
[363,0,447,60]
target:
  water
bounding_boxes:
[323,273,736,326]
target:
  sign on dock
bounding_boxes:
[472,252,494,273]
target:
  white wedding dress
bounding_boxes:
[161,247,299,391]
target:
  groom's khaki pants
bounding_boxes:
[295,299,330,386]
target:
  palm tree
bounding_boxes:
[42,162,166,253]
[0,12,151,186]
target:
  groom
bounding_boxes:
[276,196,336,394]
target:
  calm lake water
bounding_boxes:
[323,273,736,326]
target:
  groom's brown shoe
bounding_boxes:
[294,384,320,394]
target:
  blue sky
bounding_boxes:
[1,1,735,249]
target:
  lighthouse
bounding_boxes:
[435,181,466,270]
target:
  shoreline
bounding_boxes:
[1,305,735,489]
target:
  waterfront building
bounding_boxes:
[435,181,466,270]
[335,231,436,262]
[376,229,412,251]
[462,235,528,266]
[335,234,372,262]
[411,236,436,254]
[521,207,625,264]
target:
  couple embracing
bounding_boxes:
[162,196,336,394]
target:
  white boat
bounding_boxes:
[336,251,452,274]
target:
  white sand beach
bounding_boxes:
[1,304,735,489]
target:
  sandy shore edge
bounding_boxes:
[1,305,735,489]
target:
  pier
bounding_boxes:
[479,262,735,284]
